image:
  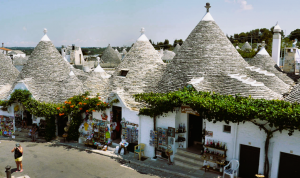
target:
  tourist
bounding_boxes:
[11,143,23,172]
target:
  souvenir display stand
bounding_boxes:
[175,123,186,148]
[0,116,14,137]
[120,118,139,152]
[150,127,175,161]
[78,118,112,149]
[201,139,227,175]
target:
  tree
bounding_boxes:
[178,39,183,46]
[164,39,169,45]
[289,29,300,41]
[173,39,179,47]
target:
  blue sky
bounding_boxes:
[0,0,298,47]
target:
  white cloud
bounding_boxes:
[238,0,253,11]
[225,0,253,11]
[23,26,27,31]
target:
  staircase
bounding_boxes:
[174,148,204,170]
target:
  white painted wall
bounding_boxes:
[270,130,300,178]
[139,115,154,158]
[205,120,300,177]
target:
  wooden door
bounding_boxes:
[239,144,260,178]
[278,152,300,177]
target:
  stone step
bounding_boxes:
[174,157,202,170]
[176,148,202,159]
[175,152,204,165]
[174,149,204,170]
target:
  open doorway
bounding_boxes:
[112,106,122,143]
[188,114,203,153]
[23,110,32,127]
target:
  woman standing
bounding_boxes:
[11,143,23,172]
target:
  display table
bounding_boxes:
[202,165,222,175]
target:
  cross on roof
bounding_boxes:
[261,41,266,48]
[140,27,145,34]
[44,28,47,35]
[205,3,211,12]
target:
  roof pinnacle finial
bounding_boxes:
[262,41,266,48]
[44,28,47,35]
[140,27,145,35]
[205,3,211,13]
[96,57,100,66]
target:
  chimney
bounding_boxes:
[72,44,75,50]
[2,43,3,48]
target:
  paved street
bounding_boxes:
[0,140,163,178]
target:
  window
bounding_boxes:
[120,69,129,77]
[223,125,231,133]
[79,54,81,64]
[121,70,128,76]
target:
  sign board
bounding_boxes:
[181,106,199,116]
[205,131,213,137]
[12,135,15,139]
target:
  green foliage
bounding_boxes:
[288,29,300,41]
[67,114,82,141]
[237,49,258,58]
[134,88,300,135]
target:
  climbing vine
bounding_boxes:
[134,87,300,177]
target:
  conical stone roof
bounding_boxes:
[156,10,282,99]
[11,29,84,103]
[248,47,295,85]
[285,84,300,103]
[241,41,252,51]
[115,48,122,60]
[161,50,175,60]
[122,49,127,55]
[173,44,181,54]
[101,44,121,66]
[0,52,20,100]
[108,28,166,110]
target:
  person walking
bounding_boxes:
[11,143,23,172]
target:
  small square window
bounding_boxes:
[120,69,129,77]
[120,70,128,76]
[223,125,231,133]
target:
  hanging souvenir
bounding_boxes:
[105,131,110,138]
[101,112,108,120]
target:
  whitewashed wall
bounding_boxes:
[205,120,300,177]
[270,130,300,178]
[139,115,154,158]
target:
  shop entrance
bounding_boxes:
[23,111,32,127]
[188,114,203,152]
[278,152,300,177]
[112,106,122,143]
[57,116,68,136]
[239,144,260,178]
